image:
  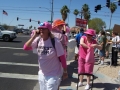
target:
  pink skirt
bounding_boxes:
[78,57,94,74]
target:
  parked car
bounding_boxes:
[22,29,31,35]
[13,29,22,34]
[0,26,17,41]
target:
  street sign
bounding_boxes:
[18,24,24,26]
[76,18,87,28]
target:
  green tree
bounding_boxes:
[82,4,91,21]
[82,4,91,26]
[60,5,70,21]
[73,9,79,18]
[88,18,106,33]
[73,9,79,26]
[109,2,117,30]
[82,4,89,12]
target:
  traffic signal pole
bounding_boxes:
[51,0,53,24]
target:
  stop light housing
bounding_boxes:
[106,0,110,8]
[29,18,31,22]
[94,5,101,13]
[95,6,97,13]
[17,17,19,21]
[97,5,101,10]
[118,0,120,6]
[38,21,40,24]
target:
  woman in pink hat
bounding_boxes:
[52,19,68,58]
[78,29,102,89]
[23,22,68,90]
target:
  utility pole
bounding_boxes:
[51,0,53,24]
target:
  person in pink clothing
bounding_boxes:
[23,22,68,90]
[78,29,102,89]
[52,19,68,58]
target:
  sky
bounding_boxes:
[0,0,120,30]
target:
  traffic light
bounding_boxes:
[95,6,97,13]
[118,0,120,6]
[17,17,19,21]
[97,5,102,10]
[94,5,101,13]
[29,18,31,22]
[106,0,110,8]
[38,21,40,24]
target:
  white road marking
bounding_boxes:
[0,47,23,49]
[0,72,38,80]
[0,62,39,67]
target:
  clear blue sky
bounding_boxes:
[0,0,120,30]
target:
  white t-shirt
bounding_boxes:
[112,36,120,47]
[31,37,64,76]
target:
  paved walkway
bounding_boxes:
[33,59,120,90]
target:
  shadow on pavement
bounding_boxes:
[0,78,38,90]
[93,83,119,90]
[60,60,98,86]
[60,60,78,86]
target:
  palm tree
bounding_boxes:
[73,9,79,26]
[82,4,89,13]
[60,5,70,21]
[83,11,91,22]
[82,4,91,28]
[82,4,90,20]
[73,9,79,19]
[109,2,117,30]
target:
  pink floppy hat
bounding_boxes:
[38,22,52,30]
[84,29,96,36]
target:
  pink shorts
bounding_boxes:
[78,57,94,74]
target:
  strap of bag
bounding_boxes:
[51,38,55,49]
[51,38,61,62]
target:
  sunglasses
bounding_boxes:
[87,34,93,36]
[39,22,45,26]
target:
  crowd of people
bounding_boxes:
[75,28,120,89]
[22,18,120,90]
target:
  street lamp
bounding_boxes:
[39,6,53,24]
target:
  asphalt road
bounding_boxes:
[0,35,39,90]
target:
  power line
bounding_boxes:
[1,5,120,15]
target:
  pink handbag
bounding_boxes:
[85,47,95,63]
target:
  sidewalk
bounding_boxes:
[33,59,120,90]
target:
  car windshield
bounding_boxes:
[0,26,5,31]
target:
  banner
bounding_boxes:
[76,18,87,28]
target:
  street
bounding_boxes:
[0,35,39,90]
[0,35,119,90]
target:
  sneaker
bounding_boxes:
[99,61,104,65]
[85,84,90,90]
[76,82,83,87]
